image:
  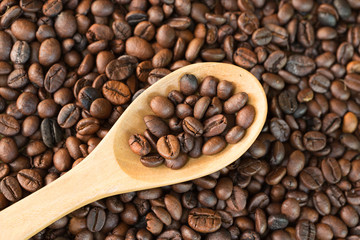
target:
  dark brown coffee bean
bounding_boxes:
[303,131,326,152]
[76,118,100,135]
[202,136,226,155]
[193,96,211,119]
[264,50,287,73]
[44,64,66,93]
[144,115,170,138]
[150,96,175,119]
[182,117,204,137]
[236,105,255,129]
[180,74,198,96]
[102,81,131,105]
[296,220,316,240]
[0,176,22,201]
[313,192,331,216]
[203,114,227,137]
[41,118,63,148]
[1,6,22,29]
[57,104,80,128]
[39,38,61,67]
[321,157,341,184]
[0,31,12,61]
[321,215,348,238]
[285,55,316,77]
[177,132,194,153]
[129,134,151,156]
[252,28,272,46]
[164,152,188,170]
[87,207,106,232]
[224,92,248,114]
[188,208,221,233]
[299,167,324,190]
[10,41,30,64]
[105,57,137,81]
[140,153,164,168]
[7,69,28,89]
[0,114,20,136]
[199,76,218,98]
[17,169,43,192]
[234,47,257,69]
[157,135,180,160]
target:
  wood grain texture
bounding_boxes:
[0,63,267,240]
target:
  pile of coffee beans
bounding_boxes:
[0,0,360,239]
[129,74,255,169]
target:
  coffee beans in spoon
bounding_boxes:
[129,74,255,169]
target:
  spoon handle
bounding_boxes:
[0,147,122,240]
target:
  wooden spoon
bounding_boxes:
[0,63,267,239]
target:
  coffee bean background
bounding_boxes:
[0,0,360,239]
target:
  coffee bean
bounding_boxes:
[0,114,20,136]
[140,153,164,168]
[252,28,272,46]
[180,74,198,96]
[321,157,341,184]
[264,50,287,73]
[296,220,316,240]
[39,38,61,67]
[41,118,63,148]
[157,135,180,160]
[150,96,175,119]
[234,47,257,69]
[188,208,221,233]
[286,55,316,77]
[202,136,226,155]
[224,92,248,114]
[17,169,43,192]
[0,176,22,202]
[164,152,188,170]
[299,167,324,190]
[144,115,170,138]
[10,40,30,64]
[182,117,204,137]
[76,118,100,135]
[129,134,151,156]
[105,57,137,81]
[87,207,106,232]
[7,68,28,89]
[44,64,66,93]
[303,131,326,151]
[236,105,255,129]
[102,81,131,105]
[57,103,81,128]
[203,114,227,137]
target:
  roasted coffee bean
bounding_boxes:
[41,118,63,148]
[150,96,175,119]
[157,135,180,160]
[140,153,164,168]
[129,134,151,156]
[164,152,188,170]
[278,90,298,114]
[102,81,131,105]
[0,176,22,202]
[321,158,341,184]
[7,69,29,89]
[299,167,324,190]
[296,220,316,240]
[105,57,137,81]
[57,104,80,128]
[177,132,194,153]
[182,117,204,137]
[76,118,100,135]
[188,208,221,233]
[285,55,316,77]
[236,105,255,129]
[203,114,227,137]
[87,207,106,232]
[303,131,326,151]
[223,92,248,114]
[144,115,170,138]
[234,48,257,69]
[44,64,66,93]
[0,114,20,136]
[180,74,198,96]
[17,169,43,192]
[202,136,226,155]
[10,41,30,64]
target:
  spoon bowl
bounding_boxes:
[0,63,267,240]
